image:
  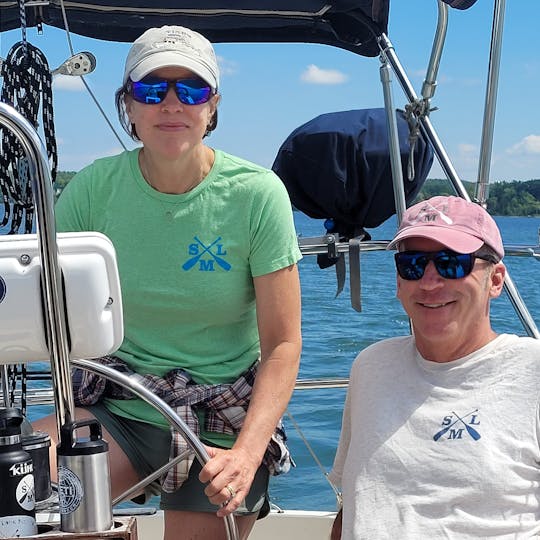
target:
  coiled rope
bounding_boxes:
[0,0,58,408]
[0,41,58,233]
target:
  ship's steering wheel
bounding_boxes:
[72,358,239,540]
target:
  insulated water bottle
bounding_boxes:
[0,407,38,538]
[57,418,113,533]
[22,430,52,505]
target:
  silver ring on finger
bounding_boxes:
[225,484,236,500]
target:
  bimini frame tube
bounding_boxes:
[379,55,407,222]
[377,32,539,339]
[0,102,75,429]
[377,32,469,199]
[421,0,449,102]
[475,0,506,204]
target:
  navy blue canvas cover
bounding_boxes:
[441,0,479,9]
[272,109,433,238]
[0,1,389,57]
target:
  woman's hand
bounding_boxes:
[199,445,260,517]
[200,265,302,517]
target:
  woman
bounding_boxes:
[37,25,302,540]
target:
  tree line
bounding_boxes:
[417,178,540,216]
[55,170,76,192]
[55,172,540,216]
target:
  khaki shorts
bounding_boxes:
[87,402,270,516]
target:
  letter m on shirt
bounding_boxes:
[199,259,215,271]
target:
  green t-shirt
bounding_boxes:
[56,148,301,443]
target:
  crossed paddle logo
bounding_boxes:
[182,236,231,271]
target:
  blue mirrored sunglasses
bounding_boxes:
[127,77,213,105]
[394,249,493,281]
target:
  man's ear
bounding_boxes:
[489,262,506,299]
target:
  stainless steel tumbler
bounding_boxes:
[57,418,113,533]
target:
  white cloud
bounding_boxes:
[458,143,477,155]
[300,64,348,85]
[448,143,479,181]
[432,140,540,183]
[52,75,86,91]
[506,135,540,155]
[217,56,237,77]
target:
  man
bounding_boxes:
[329,195,540,539]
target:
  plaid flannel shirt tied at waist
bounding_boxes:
[72,356,291,492]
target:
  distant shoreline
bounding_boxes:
[418,178,539,217]
[50,173,539,218]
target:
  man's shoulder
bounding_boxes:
[363,335,413,352]
[486,334,540,383]
[348,336,415,384]
[518,335,540,349]
[497,333,540,353]
[354,335,414,363]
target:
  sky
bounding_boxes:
[1,1,540,183]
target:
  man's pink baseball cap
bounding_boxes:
[387,195,504,260]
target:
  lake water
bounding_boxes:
[4,211,539,512]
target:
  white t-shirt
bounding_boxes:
[329,334,540,539]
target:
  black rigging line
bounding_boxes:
[0,41,58,234]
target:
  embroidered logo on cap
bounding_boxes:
[411,201,454,225]
[155,28,206,59]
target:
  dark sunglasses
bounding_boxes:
[394,249,494,281]
[127,76,213,105]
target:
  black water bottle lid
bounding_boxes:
[0,407,24,437]
[57,418,109,456]
[22,430,51,451]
